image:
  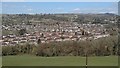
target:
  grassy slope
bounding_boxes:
[2,55,118,66]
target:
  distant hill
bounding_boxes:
[2,13,117,25]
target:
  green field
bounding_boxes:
[2,55,118,66]
[0,57,2,68]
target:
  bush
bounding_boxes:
[2,36,118,56]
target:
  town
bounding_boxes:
[1,13,118,46]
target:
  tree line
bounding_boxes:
[2,36,119,57]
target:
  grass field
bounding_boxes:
[0,57,2,67]
[2,55,118,66]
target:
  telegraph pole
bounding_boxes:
[86,52,88,68]
[85,38,88,68]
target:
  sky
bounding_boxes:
[2,2,118,14]
[1,0,119,2]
